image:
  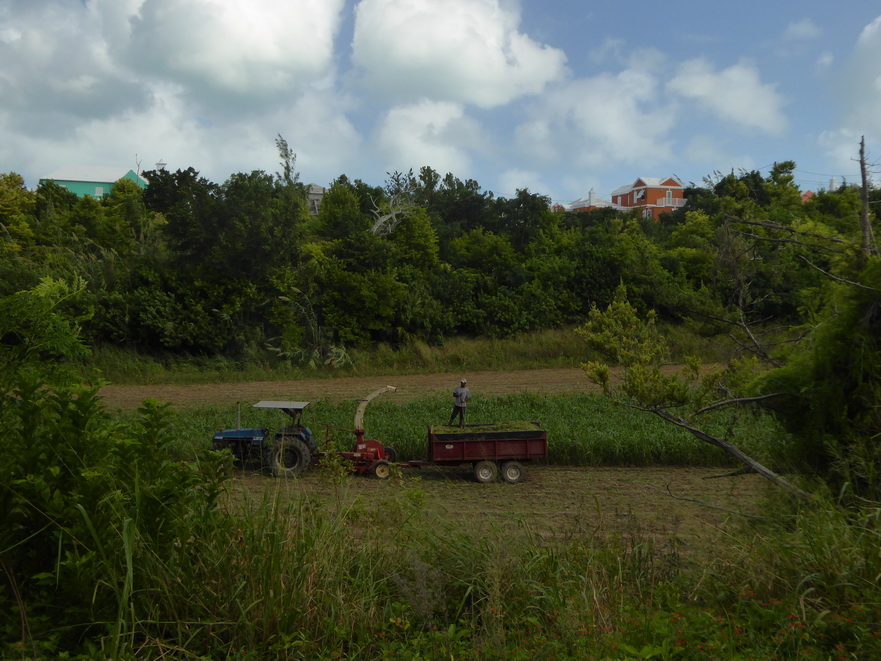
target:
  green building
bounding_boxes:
[40,166,148,198]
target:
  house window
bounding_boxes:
[95,186,104,197]
[665,189,672,206]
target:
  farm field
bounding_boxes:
[100,366,773,560]
[98,365,695,410]
[228,465,772,562]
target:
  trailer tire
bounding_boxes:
[500,461,524,484]
[474,460,498,483]
[383,446,398,463]
[371,460,391,479]
[272,436,311,477]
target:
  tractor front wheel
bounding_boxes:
[371,460,391,479]
[272,436,311,478]
[473,460,498,483]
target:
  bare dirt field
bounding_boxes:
[98,367,598,410]
[101,367,770,556]
[98,366,696,410]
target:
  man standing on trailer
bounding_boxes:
[448,378,471,427]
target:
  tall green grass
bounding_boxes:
[11,473,881,659]
[154,391,796,469]
[86,323,736,385]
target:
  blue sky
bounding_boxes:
[2,1,880,207]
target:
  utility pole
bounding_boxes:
[859,136,879,257]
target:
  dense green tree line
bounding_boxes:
[0,158,876,364]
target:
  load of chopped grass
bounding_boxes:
[430,421,543,435]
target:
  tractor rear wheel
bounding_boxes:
[371,460,391,479]
[383,446,398,462]
[473,460,498,483]
[500,461,524,484]
[272,436,311,477]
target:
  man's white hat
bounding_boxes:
[461,378,467,384]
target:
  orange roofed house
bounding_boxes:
[609,176,685,220]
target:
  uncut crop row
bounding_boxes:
[156,392,792,468]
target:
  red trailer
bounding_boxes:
[417,422,548,483]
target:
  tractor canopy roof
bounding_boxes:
[253,401,309,411]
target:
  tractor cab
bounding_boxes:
[253,400,316,452]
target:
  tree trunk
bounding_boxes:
[859,136,878,258]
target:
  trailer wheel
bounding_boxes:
[272,437,311,477]
[371,460,391,479]
[474,460,498,483]
[383,446,398,462]
[500,461,524,484]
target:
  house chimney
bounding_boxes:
[829,176,837,191]
[588,187,596,206]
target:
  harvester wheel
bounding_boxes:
[371,460,391,479]
[500,461,524,484]
[383,446,398,463]
[272,436,311,478]
[473,460,498,483]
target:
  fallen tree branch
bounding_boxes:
[612,399,811,499]
[653,408,811,499]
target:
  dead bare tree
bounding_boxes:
[368,188,418,235]
[858,136,879,258]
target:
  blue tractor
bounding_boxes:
[211,400,316,477]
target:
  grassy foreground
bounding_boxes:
[11,467,881,660]
[7,313,876,660]
[4,384,881,660]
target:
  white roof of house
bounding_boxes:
[565,196,613,211]
[44,165,139,183]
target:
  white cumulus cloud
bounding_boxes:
[667,58,787,134]
[843,15,881,136]
[121,0,345,101]
[375,100,484,176]
[516,69,677,170]
[352,0,567,108]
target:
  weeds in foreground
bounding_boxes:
[5,430,881,661]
